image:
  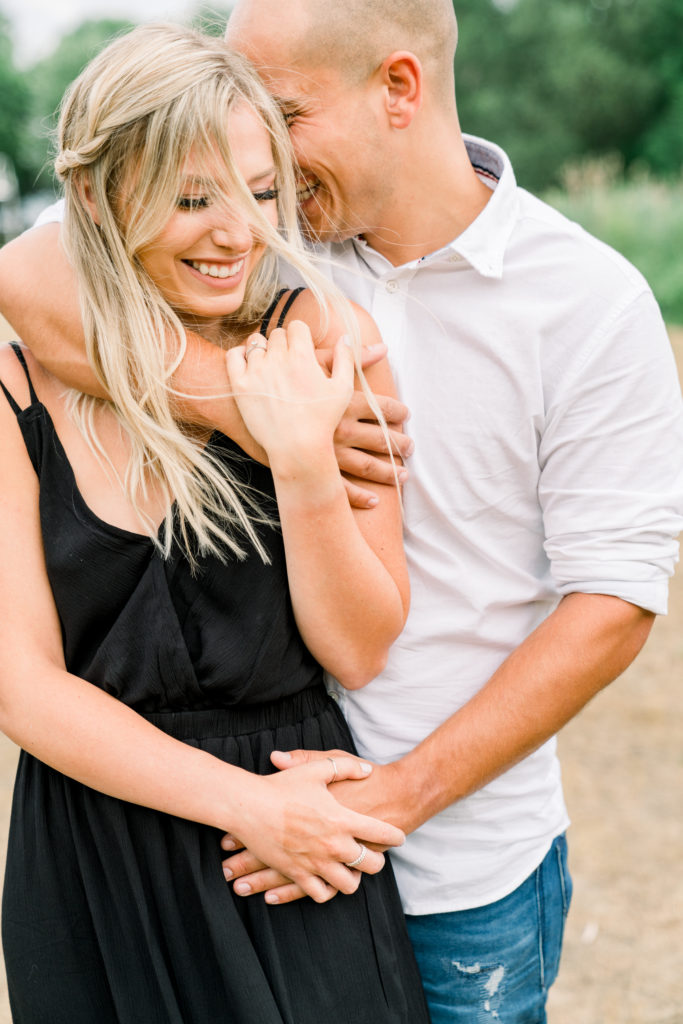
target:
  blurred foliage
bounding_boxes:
[21,19,134,191]
[0,11,30,189]
[456,0,683,192]
[190,4,233,36]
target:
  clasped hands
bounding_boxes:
[222,750,403,905]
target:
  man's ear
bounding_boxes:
[78,175,101,225]
[379,51,423,129]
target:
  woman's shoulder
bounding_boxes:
[0,341,39,411]
[280,289,381,351]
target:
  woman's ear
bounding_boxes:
[379,51,423,129]
[78,175,101,225]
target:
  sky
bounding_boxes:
[1,0,233,66]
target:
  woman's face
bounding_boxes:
[136,103,279,332]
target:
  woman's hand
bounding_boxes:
[226,320,354,468]
[222,755,404,904]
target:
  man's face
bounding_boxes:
[226,16,393,243]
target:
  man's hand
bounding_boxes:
[335,391,412,489]
[314,342,413,508]
[221,749,408,905]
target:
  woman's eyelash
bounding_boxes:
[177,196,209,211]
[177,191,277,210]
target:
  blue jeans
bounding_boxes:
[405,835,572,1023]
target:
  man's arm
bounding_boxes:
[0,225,413,496]
[0,224,258,447]
[283,593,655,827]
[220,591,654,901]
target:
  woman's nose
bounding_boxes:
[210,209,254,253]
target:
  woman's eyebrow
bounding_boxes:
[179,168,277,188]
[247,166,277,186]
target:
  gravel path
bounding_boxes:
[0,321,681,1023]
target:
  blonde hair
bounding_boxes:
[55,22,368,565]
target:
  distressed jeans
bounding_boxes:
[405,834,572,1023]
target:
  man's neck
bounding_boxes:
[360,133,492,267]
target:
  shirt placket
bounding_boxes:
[369,269,414,371]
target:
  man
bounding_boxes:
[220,1,683,1019]
[1,2,682,1020]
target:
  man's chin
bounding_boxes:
[298,213,357,245]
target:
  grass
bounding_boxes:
[543,157,683,327]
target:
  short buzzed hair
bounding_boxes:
[283,0,457,100]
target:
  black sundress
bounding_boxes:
[0,305,429,1024]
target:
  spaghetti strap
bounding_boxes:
[259,286,306,336]
[260,288,288,334]
[0,342,39,415]
[275,287,305,328]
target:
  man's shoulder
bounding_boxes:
[514,188,649,298]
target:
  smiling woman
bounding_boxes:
[0,22,427,1024]
[132,113,280,331]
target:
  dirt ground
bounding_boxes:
[0,318,681,1023]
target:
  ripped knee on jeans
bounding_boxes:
[451,961,506,1019]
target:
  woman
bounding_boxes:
[0,23,428,1024]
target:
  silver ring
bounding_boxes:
[326,756,338,783]
[245,341,267,360]
[345,844,367,869]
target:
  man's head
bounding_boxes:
[226,0,459,243]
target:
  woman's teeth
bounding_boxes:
[189,259,244,279]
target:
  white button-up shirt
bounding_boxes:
[322,135,683,913]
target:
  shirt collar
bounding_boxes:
[351,134,519,280]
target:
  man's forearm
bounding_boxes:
[0,225,261,452]
[385,592,654,833]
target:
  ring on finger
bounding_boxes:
[344,843,367,869]
[326,756,338,784]
[245,341,267,360]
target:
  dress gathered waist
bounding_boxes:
[140,682,330,739]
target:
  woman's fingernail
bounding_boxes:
[265,893,280,904]
[398,469,409,483]
[341,334,351,347]
[274,750,292,761]
[234,882,251,895]
[360,762,372,774]
[366,496,379,508]
[222,838,236,850]
[223,867,233,881]
[405,440,415,456]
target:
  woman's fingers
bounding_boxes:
[263,881,317,905]
[271,747,355,772]
[226,844,387,897]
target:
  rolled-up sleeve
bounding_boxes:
[539,288,683,614]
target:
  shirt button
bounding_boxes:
[448,253,462,263]
[385,279,399,293]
